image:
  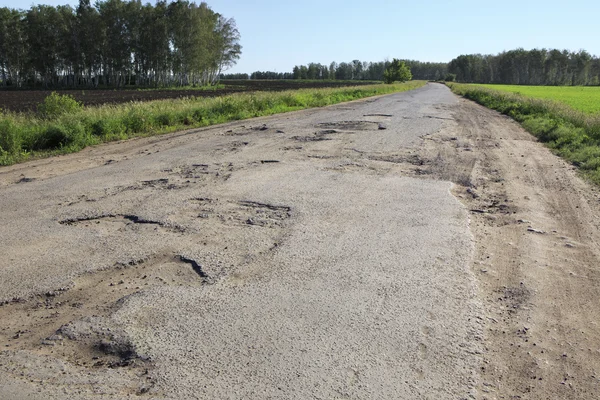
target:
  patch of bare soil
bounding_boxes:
[414,99,600,399]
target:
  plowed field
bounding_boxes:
[0,80,378,113]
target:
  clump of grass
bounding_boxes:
[447,82,600,184]
[0,81,426,166]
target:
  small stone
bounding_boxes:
[527,227,545,234]
[466,188,479,198]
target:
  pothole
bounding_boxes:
[164,162,238,182]
[0,253,209,369]
[188,198,292,228]
[292,135,332,142]
[59,214,186,233]
[368,153,429,166]
[316,121,380,131]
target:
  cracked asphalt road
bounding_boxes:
[4,83,599,399]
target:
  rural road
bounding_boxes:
[2,83,600,399]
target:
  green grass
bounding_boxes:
[478,84,600,114]
[447,82,600,184]
[0,81,426,166]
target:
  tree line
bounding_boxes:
[448,48,600,86]
[0,0,241,88]
[222,60,447,81]
[289,60,447,81]
[225,48,600,87]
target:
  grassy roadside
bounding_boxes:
[447,83,600,184]
[477,84,600,114]
[0,81,425,166]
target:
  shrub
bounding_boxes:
[91,118,126,137]
[33,125,71,150]
[444,73,457,82]
[155,111,176,127]
[124,107,154,133]
[37,92,82,119]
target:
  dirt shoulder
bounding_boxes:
[417,97,600,399]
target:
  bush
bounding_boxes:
[155,111,176,127]
[33,125,71,150]
[91,118,126,137]
[444,73,457,82]
[124,107,154,133]
[37,92,82,119]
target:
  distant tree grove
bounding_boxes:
[448,48,600,86]
[0,0,241,88]
[221,60,447,82]
[226,48,600,88]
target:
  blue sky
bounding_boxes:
[2,0,599,74]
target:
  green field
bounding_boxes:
[478,84,600,114]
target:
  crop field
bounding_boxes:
[0,80,380,113]
[478,84,600,114]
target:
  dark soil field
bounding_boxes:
[0,80,379,113]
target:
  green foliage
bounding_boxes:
[284,60,446,82]
[37,92,82,119]
[444,73,457,82]
[91,117,126,138]
[448,48,600,86]
[0,81,426,165]
[478,84,600,114]
[448,82,600,184]
[383,59,412,84]
[123,107,154,133]
[0,118,21,156]
[0,1,241,88]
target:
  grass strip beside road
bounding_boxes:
[0,81,426,166]
[477,84,600,114]
[447,83,600,184]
